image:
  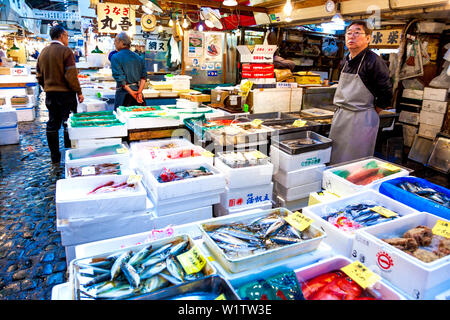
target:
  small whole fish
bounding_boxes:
[121,261,140,288]
[110,251,132,281]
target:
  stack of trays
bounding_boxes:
[270,131,331,210]
[0,105,19,145]
[213,150,274,217]
[68,111,127,140]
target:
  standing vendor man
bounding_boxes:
[329,20,393,164]
[111,32,147,109]
[36,25,84,163]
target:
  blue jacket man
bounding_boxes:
[111,32,147,109]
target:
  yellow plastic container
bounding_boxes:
[294,72,322,85]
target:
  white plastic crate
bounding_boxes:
[270,144,331,172]
[68,112,127,140]
[219,182,273,210]
[274,180,322,202]
[71,137,123,149]
[65,143,130,169]
[55,174,147,220]
[0,124,19,145]
[302,189,421,257]
[352,212,450,300]
[273,163,325,189]
[77,98,108,113]
[294,256,406,300]
[214,156,274,189]
[321,157,410,197]
[144,162,226,202]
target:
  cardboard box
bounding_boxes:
[399,110,420,125]
[418,123,441,138]
[419,110,445,127]
[241,71,274,79]
[402,89,424,100]
[179,93,211,103]
[423,87,448,102]
[242,64,274,72]
[422,100,447,114]
[210,89,231,106]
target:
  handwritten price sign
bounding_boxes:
[432,220,450,239]
[341,261,381,289]
[177,245,206,275]
[284,211,314,232]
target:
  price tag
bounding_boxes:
[284,211,314,232]
[432,220,450,239]
[251,119,263,127]
[370,206,398,218]
[176,245,207,275]
[380,162,400,171]
[201,151,214,157]
[81,166,96,176]
[341,261,381,289]
[116,147,128,154]
[292,119,307,127]
[215,294,227,300]
[127,175,142,184]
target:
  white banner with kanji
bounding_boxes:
[97,2,135,34]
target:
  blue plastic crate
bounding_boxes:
[379,176,450,219]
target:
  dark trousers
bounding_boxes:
[114,88,146,110]
[45,91,77,162]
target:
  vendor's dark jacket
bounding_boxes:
[341,47,393,109]
[36,42,81,95]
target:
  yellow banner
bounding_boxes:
[97,2,135,34]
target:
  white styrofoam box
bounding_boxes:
[419,110,445,127]
[302,189,420,257]
[151,205,212,229]
[176,98,198,109]
[64,162,134,179]
[220,182,273,210]
[423,87,448,102]
[250,88,303,113]
[402,88,424,100]
[422,100,448,114]
[121,112,181,130]
[399,110,420,125]
[0,124,19,145]
[144,162,226,202]
[273,164,325,189]
[51,282,72,300]
[221,242,334,287]
[71,137,123,149]
[68,113,127,140]
[27,94,37,106]
[57,210,154,247]
[14,105,35,122]
[0,105,18,125]
[65,143,130,169]
[402,124,418,147]
[274,194,309,212]
[418,123,441,139]
[0,88,28,97]
[270,144,331,172]
[214,201,272,217]
[55,174,147,220]
[352,212,450,300]
[214,157,274,189]
[321,158,410,197]
[293,256,406,300]
[77,99,108,113]
[274,180,322,202]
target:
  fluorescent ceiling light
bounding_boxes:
[283,0,293,16]
[223,0,238,6]
[285,16,292,22]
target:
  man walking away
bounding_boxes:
[36,25,84,163]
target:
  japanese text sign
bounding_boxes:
[97,2,135,34]
[341,261,381,289]
[370,29,403,48]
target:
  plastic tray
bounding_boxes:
[199,207,327,273]
[302,189,420,257]
[131,275,240,300]
[69,234,216,300]
[352,212,450,300]
[264,119,323,136]
[271,131,332,155]
[378,176,450,219]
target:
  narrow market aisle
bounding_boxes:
[0,92,67,300]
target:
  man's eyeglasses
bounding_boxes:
[345,32,366,37]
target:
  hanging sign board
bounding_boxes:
[370,29,403,48]
[97,2,135,34]
[146,39,168,52]
[237,44,277,63]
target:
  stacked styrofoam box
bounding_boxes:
[0,105,19,145]
[213,153,274,217]
[352,212,450,300]
[76,98,108,113]
[270,144,330,211]
[399,89,423,147]
[418,87,448,139]
[67,111,127,140]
